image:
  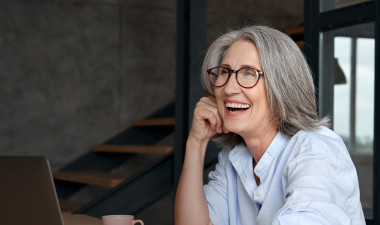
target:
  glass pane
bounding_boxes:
[355,38,374,218]
[333,37,351,150]
[356,38,374,154]
[320,22,374,219]
[320,0,372,12]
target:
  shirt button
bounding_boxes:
[257,191,263,197]
[256,166,262,173]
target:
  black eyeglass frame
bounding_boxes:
[207,66,264,88]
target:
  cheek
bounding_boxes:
[214,88,222,98]
[254,99,272,121]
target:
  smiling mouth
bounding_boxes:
[225,102,251,112]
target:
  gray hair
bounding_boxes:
[201,25,329,147]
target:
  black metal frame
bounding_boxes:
[319,2,375,31]
[174,0,190,191]
[374,1,380,223]
[304,1,379,224]
[174,0,206,188]
[304,0,320,91]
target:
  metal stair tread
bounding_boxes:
[133,117,175,127]
[92,145,174,154]
[53,170,128,188]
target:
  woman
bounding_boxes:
[174,25,366,225]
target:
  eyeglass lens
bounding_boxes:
[208,67,260,88]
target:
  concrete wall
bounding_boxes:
[0,0,177,170]
[0,0,303,170]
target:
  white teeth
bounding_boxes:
[226,102,251,109]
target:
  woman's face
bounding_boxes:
[214,40,277,138]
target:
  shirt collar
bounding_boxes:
[229,144,253,182]
[255,131,289,179]
[229,132,290,185]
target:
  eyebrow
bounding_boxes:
[220,64,260,70]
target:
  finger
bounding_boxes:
[200,96,218,107]
[195,96,226,134]
[213,110,223,133]
[203,97,223,133]
[196,102,223,133]
[190,111,219,142]
[223,125,229,133]
[194,107,218,129]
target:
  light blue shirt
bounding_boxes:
[204,126,365,225]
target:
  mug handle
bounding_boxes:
[133,219,144,225]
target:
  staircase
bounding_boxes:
[53,102,176,218]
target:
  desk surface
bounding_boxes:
[62,214,102,225]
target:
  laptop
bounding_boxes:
[0,156,64,225]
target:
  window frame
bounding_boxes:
[304,1,379,224]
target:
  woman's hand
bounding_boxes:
[188,96,226,145]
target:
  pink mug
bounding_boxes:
[102,215,144,225]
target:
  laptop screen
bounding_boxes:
[0,156,64,225]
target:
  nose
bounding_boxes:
[223,73,241,95]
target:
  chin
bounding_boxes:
[224,125,243,135]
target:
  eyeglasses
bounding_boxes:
[207,66,264,88]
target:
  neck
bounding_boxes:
[242,126,278,164]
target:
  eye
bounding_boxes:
[220,68,229,75]
[242,68,257,76]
